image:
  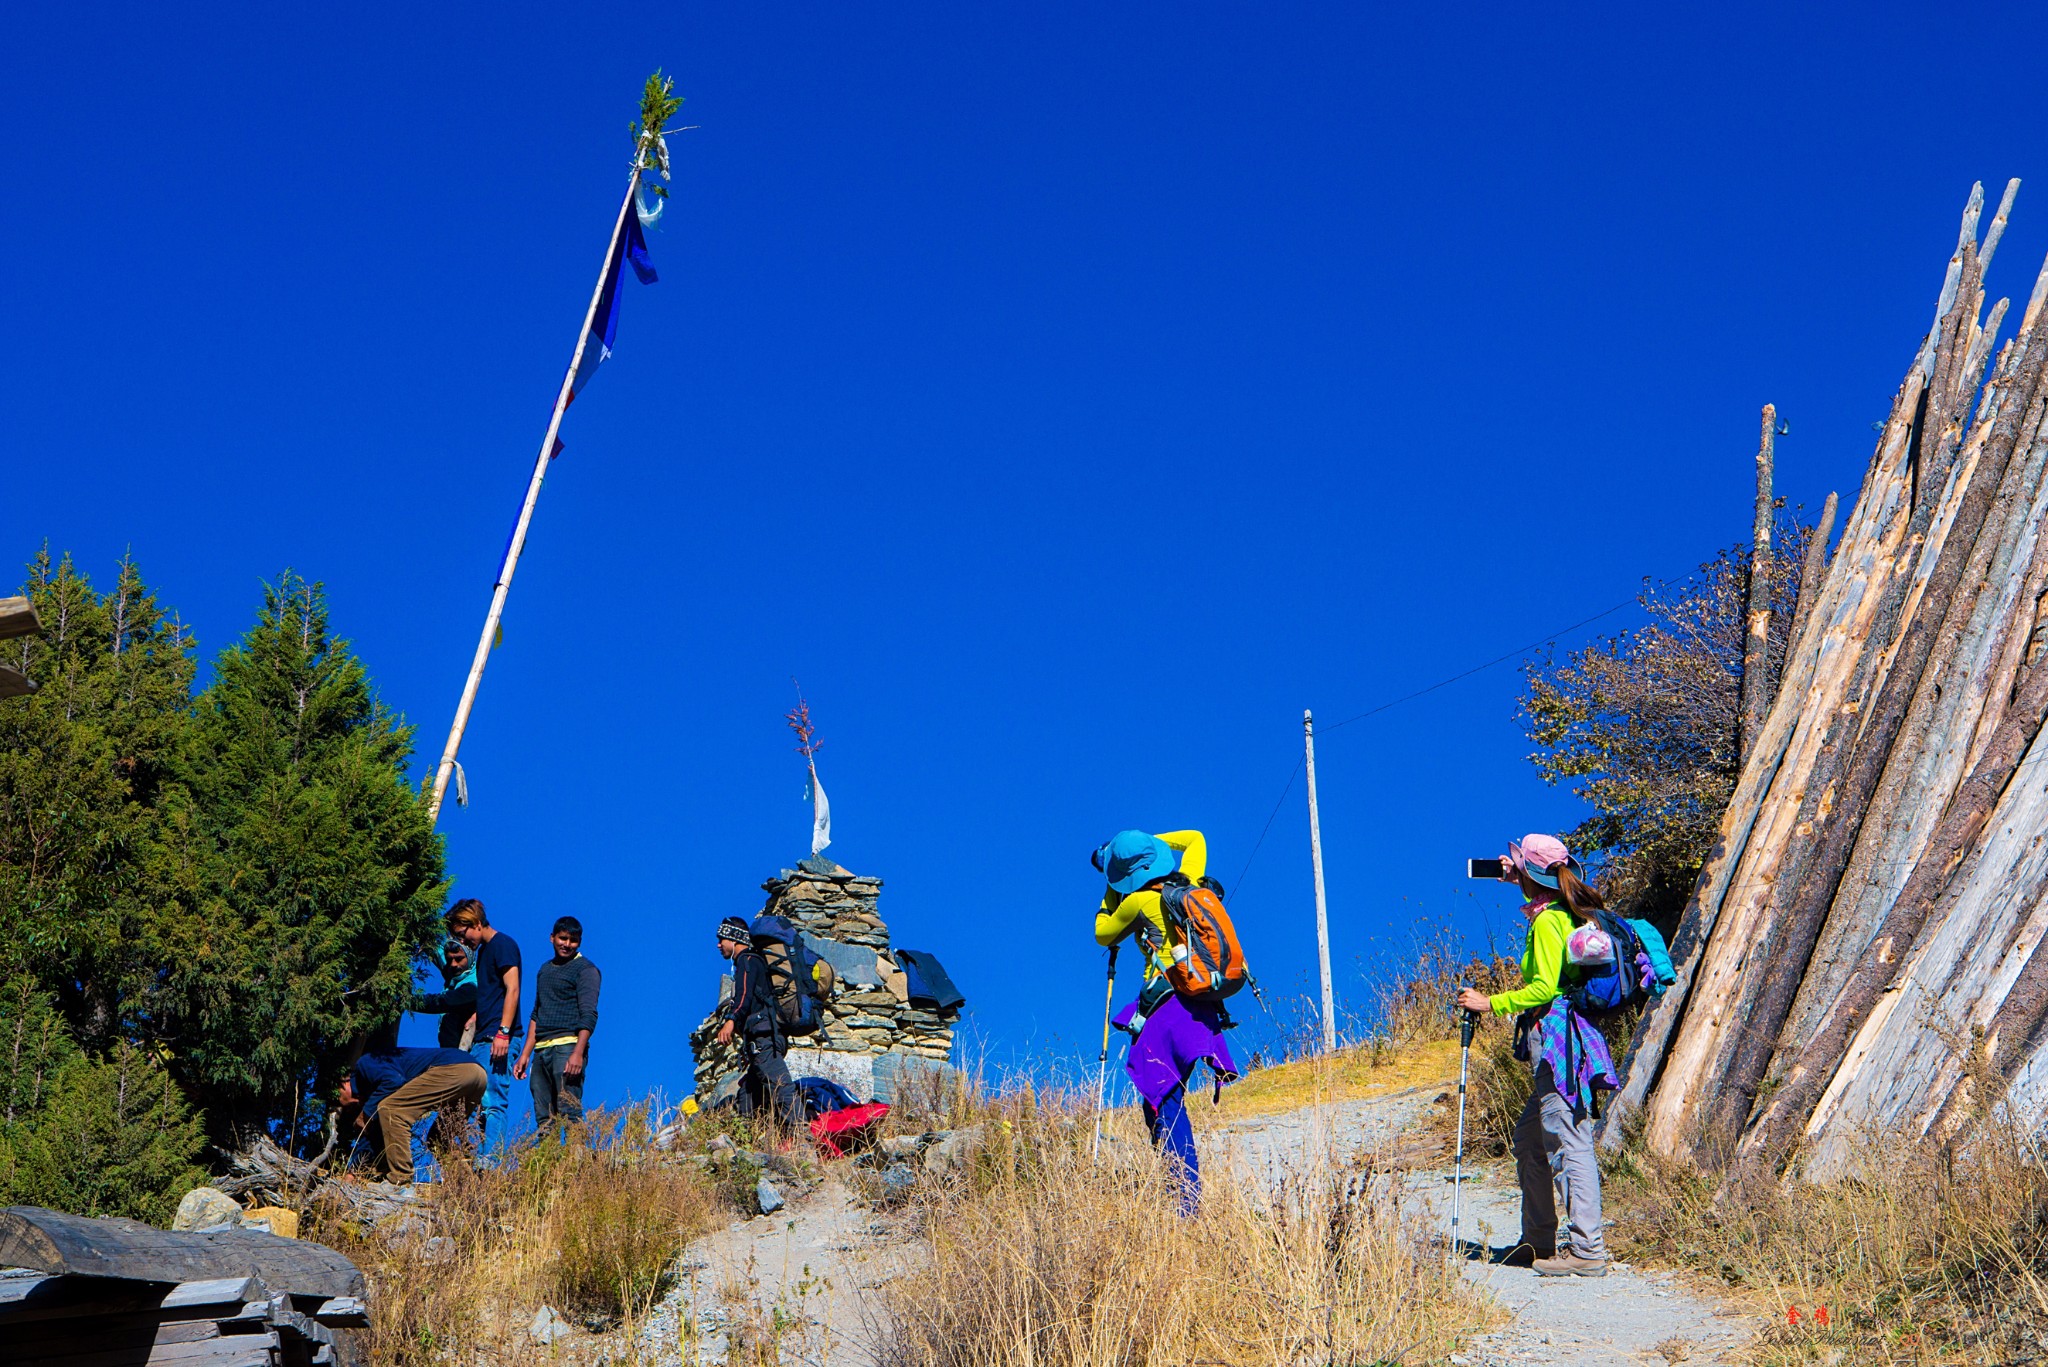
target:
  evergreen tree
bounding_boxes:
[156,572,446,1143]
[0,550,195,1048]
[0,978,79,1127]
[0,1044,207,1224]
[0,981,203,1224]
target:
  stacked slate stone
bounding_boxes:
[692,856,961,1104]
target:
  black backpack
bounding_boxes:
[750,914,830,1036]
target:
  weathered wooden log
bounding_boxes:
[1745,521,2048,1167]
[1699,282,2042,1159]
[1602,374,1919,1149]
[1784,491,1838,656]
[0,1208,363,1300]
[1629,185,2003,1158]
[1768,324,2048,1092]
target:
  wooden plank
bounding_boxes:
[162,1279,268,1312]
[0,1209,362,1301]
[308,1299,366,1330]
[0,1325,161,1367]
[0,597,41,642]
[0,1275,168,1327]
[1,1310,184,1352]
[0,666,35,700]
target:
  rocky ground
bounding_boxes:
[1202,1085,1758,1366]
[636,1170,917,1366]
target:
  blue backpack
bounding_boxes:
[1566,911,1677,1016]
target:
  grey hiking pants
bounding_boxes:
[1514,1067,1608,1260]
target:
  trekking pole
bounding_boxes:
[1450,1007,1478,1260]
[1092,944,1119,1160]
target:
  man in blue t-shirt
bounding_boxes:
[447,897,521,1145]
[340,1044,485,1183]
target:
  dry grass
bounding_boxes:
[880,1086,1496,1367]
[1608,1107,2048,1366]
[305,1105,746,1366]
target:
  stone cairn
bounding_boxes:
[691,856,960,1105]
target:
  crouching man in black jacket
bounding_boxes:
[715,915,803,1130]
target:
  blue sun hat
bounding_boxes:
[1092,830,1179,894]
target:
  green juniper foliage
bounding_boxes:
[0,554,446,1159]
[159,571,447,1143]
[0,981,204,1223]
[0,549,196,1048]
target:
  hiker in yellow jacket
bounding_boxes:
[1456,833,1612,1278]
[1093,829,1206,969]
[1091,829,1235,1216]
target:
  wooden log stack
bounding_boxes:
[1611,179,2048,1179]
[0,1206,367,1367]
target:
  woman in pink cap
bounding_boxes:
[1455,833,1619,1278]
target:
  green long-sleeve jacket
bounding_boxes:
[1488,903,1573,1017]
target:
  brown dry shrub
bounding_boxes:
[882,1088,1493,1366]
[1373,938,1522,1051]
[307,1105,742,1365]
[1608,1109,2048,1366]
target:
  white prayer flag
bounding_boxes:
[809,761,832,855]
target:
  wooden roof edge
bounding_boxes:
[0,1207,364,1301]
[0,597,41,642]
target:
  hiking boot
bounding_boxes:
[1533,1252,1609,1278]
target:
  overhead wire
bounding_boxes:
[1318,597,1637,733]
[1230,592,1642,897]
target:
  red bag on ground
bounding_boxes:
[810,1101,890,1158]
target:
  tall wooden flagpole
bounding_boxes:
[1304,708,1337,1053]
[427,137,651,822]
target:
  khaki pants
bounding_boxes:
[378,1062,487,1182]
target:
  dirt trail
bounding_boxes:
[642,1080,1759,1366]
[1211,1086,1760,1367]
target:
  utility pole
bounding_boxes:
[1738,403,1777,765]
[1304,709,1336,1054]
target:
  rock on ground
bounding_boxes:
[171,1186,242,1231]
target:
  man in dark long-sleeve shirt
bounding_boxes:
[515,916,601,1125]
[339,1044,485,1184]
[714,915,801,1128]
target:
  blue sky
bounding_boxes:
[10,2,2048,1126]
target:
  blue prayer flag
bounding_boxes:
[567,197,658,406]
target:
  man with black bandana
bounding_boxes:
[713,915,802,1129]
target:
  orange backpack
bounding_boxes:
[1159,876,1249,1001]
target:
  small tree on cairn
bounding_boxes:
[787,685,833,863]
